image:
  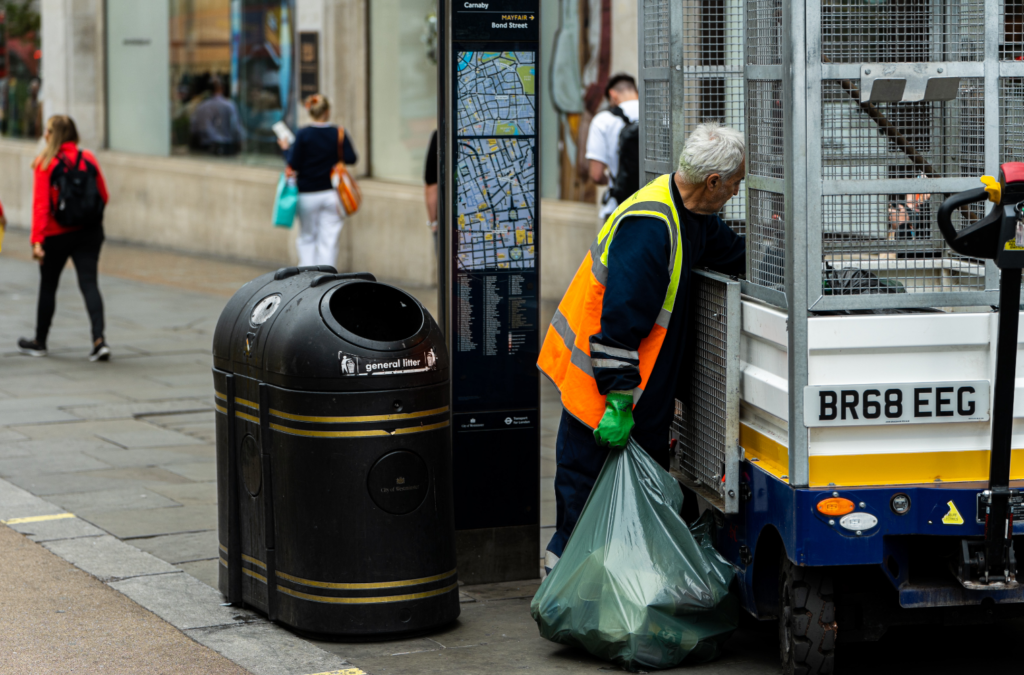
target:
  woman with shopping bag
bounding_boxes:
[276,94,358,267]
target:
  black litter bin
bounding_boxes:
[212,266,459,638]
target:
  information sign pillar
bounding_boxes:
[438,1,541,583]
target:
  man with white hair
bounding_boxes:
[537,122,746,570]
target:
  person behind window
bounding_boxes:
[18,115,111,362]
[585,73,640,221]
[190,77,245,156]
[279,94,358,267]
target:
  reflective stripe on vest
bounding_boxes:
[536,174,685,429]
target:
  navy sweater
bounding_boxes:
[590,173,745,452]
[285,124,358,193]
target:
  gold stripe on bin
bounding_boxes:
[276,567,457,591]
[243,553,267,570]
[243,567,268,584]
[269,405,449,424]
[235,397,258,410]
[219,543,228,554]
[215,391,227,401]
[269,420,449,439]
[277,582,459,605]
[236,410,260,424]
[215,404,227,415]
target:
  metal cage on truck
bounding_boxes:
[640,0,1024,670]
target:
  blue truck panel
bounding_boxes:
[714,460,1024,616]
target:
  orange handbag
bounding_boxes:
[331,127,361,216]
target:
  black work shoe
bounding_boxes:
[89,341,111,362]
[17,338,47,357]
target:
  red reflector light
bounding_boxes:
[817,497,855,517]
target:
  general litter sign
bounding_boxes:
[803,381,989,427]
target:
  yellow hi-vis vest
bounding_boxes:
[537,174,685,429]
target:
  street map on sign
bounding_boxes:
[456,51,536,136]
[455,138,536,271]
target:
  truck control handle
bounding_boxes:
[936,187,991,258]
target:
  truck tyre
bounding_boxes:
[778,554,836,675]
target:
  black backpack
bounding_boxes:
[607,106,640,205]
[50,151,105,228]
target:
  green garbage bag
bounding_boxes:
[531,438,738,672]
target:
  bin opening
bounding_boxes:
[328,283,424,343]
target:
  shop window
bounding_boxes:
[0,0,42,140]
[170,0,294,160]
[369,0,437,184]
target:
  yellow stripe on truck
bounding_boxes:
[808,448,1024,488]
[740,423,1024,488]
[739,424,790,482]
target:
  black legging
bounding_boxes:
[36,227,105,344]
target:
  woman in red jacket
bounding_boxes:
[18,115,111,361]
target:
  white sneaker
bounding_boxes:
[89,341,111,362]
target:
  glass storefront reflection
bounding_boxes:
[170,0,293,159]
[0,1,43,140]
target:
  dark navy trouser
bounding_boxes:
[546,408,669,559]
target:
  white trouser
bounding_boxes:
[296,189,345,267]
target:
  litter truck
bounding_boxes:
[636,0,1024,671]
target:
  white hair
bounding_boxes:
[677,122,745,185]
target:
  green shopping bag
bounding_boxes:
[531,438,738,672]
[272,173,298,228]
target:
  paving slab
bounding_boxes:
[133,529,220,564]
[0,475,57,513]
[48,486,181,514]
[145,410,218,427]
[148,372,219,389]
[177,559,222,589]
[0,450,114,476]
[85,503,217,539]
[0,427,28,442]
[163,460,218,481]
[6,418,202,446]
[4,465,194,495]
[187,619,352,675]
[110,571,257,631]
[44,534,183,582]
[64,398,213,421]
[80,445,207,468]
[7,514,107,543]
[148,480,218,506]
[97,423,207,449]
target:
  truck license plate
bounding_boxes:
[803,381,989,428]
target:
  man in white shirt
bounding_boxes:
[585,74,640,220]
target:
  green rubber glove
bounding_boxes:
[593,390,634,450]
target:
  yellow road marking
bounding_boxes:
[276,568,457,591]
[2,513,75,525]
[278,582,459,605]
[306,669,368,675]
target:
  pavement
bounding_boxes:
[4,227,1024,674]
